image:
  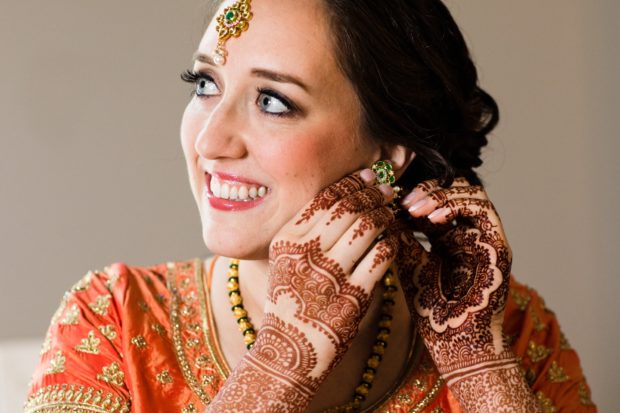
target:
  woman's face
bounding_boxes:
[181,0,381,259]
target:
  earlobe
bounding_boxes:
[381,146,416,179]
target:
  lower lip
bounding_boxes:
[204,173,267,212]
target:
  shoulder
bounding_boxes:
[24,258,201,413]
[504,275,597,412]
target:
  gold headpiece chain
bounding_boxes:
[213,0,254,65]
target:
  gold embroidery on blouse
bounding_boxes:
[75,330,101,354]
[89,294,112,317]
[407,378,444,413]
[196,258,230,379]
[180,305,196,317]
[105,272,120,292]
[412,378,427,391]
[527,341,552,363]
[97,362,125,386]
[431,409,445,413]
[151,322,167,336]
[156,370,174,384]
[578,381,594,405]
[184,291,198,304]
[396,393,412,404]
[182,403,197,413]
[23,383,131,413]
[99,324,118,341]
[529,307,546,332]
[186,338,201,348]
[510,289,531,311]
[187,322,202,332]
[167,261,212,405]
[138,301,150,313]
[201,374,215,386]
[195,354,210,368]
[40,332,52,355]
[535,391,557,413]
[131,335,147,349]
[70,271,93,293]
[180,277,191,289]
[60,303,80,325]
[547,361,569,383]
[45,351,66,374]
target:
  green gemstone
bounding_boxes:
[225,10,237,22]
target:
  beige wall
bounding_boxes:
[1,0,617,410]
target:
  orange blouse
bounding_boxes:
[24,258,597,412]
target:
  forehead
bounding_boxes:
[198,0,340,89]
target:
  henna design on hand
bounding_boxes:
[295,175,366,225]
[395,177,542,412]
[328,188,384,225]
[350,207,394,245]
[269,237,370,361]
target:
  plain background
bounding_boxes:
[1,0,618,411]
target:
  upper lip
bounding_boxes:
[207,171,267,187]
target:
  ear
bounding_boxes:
[379,144,416,180]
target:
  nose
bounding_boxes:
[194,98,247,160]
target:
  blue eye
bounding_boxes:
[180,69,219,97]
[257,90,291,116]
[256,89,298,116]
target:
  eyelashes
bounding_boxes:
[180,69,298,118]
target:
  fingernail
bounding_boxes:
[360,168,375,184]
[401,190,417,206]
[428,207,447,220]
[378,184,393,196]
[408,198,427,213]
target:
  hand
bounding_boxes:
[207,170,400,412]
[394,177,541,412]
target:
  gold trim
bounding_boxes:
[24,384,130,413]
[167,261,212,405]
[196,257,231,378]
[407,377,445,413]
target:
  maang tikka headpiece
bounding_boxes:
[213,0,254,65]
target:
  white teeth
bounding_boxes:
[220,183,230,200]
[211,178,221,197]
[209,175,268,201]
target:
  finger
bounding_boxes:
[305,186,392,248]
[292,171,373,228]
[349,231,400,293]
[400,177,471,209]
[329,205,395,272]
[425,198,507,238]
[408,184,487,220]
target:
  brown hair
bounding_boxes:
[321,0,498,189]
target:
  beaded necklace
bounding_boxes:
[225,259,398,412]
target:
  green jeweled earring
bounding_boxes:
[371,160,402,200]
[371,160,395,185]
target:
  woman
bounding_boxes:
[24,0,596,412]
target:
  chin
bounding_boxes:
[201,223,270,260]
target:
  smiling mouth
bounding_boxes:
[205,172,270,202]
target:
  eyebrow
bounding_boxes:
[192,51,309,92]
